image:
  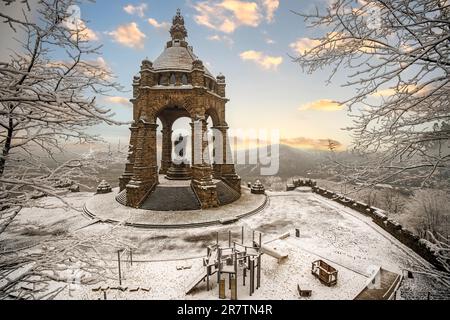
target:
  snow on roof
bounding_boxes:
[153,42,214,78]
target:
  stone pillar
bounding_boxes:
[212,125,241,194]
[119,124,138,191]
[216,74,226,97]
[191,60,205,87]
[126,120,159,208]
[211,126,224,178]
[159,124,173,174]
[190,118,219,209]
[140,59,156,87]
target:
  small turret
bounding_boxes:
[217,73,226,97]
[132,74,141,97]
[192,59,204,70]
[191,59,205,87]
[141,58,153,70]
[140,58,155,86]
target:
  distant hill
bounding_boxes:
[235,144,327,182]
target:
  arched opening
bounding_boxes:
[171,117,192,165]
[158,74,168,86]
[181,73,188,85]
[205,108,221,166]
[169,73,176,86]
[155,104,192,179]
[206,116,214,165]
[156,118,163,168]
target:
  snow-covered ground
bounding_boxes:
[1,188,447,300]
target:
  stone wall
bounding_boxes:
[286,178,317,191]
[285,179,445,271]
[308,185,445,272]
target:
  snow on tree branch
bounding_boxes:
[0,0,127,231]
[293,0,450,189]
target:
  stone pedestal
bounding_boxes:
[119,125,138,191]
[211,124,241,194]
[213,164,241,193]
[190,120,219,208]
[191,165,219,209]
[251,180,265,195]
[166,162,192,180]
[97,180,112,194]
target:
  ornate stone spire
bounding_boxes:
[170,9,188,41]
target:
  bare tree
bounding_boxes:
[0,223,134,299]
[404,189,450,237]
[0,1,131,300]
[0,0,125,231]
[293,0,450,189]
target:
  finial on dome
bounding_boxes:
[170,8,188,41]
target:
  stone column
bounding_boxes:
[126,120,159,208]
[211,126,225,179]
[212,125,241,194]
[190,118,219,209]
[159,124,173,174]
[119,124,138,191]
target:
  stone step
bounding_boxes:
[140,186,201,211]
[216,181,240,205]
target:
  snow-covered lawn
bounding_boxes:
[0,189,444,300]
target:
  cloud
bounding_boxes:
[290,33,381,56]
[299,99,344,112]
[371,88,398,97]
[192,0,279,33]
[220,0,261,26]
[83,57,113,80]
[47,57,113,81]
[91,57,109,71]
[290,38,322,55]
[61,12,99,42]
[207,34,234,46]
[239,50,283,70]
[105,96,132,107]
[108,23,146,49]
[148,18,170,30]
[280,137,343,150]
[265,38,275,44]
[78,24,99,41]
[263,0,279,22]
[370,85,429,98]
[123,3,148,18]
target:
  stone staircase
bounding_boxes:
[216,180,241,205]
[355,268,402,300]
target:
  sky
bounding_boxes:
[1,0,359,150]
